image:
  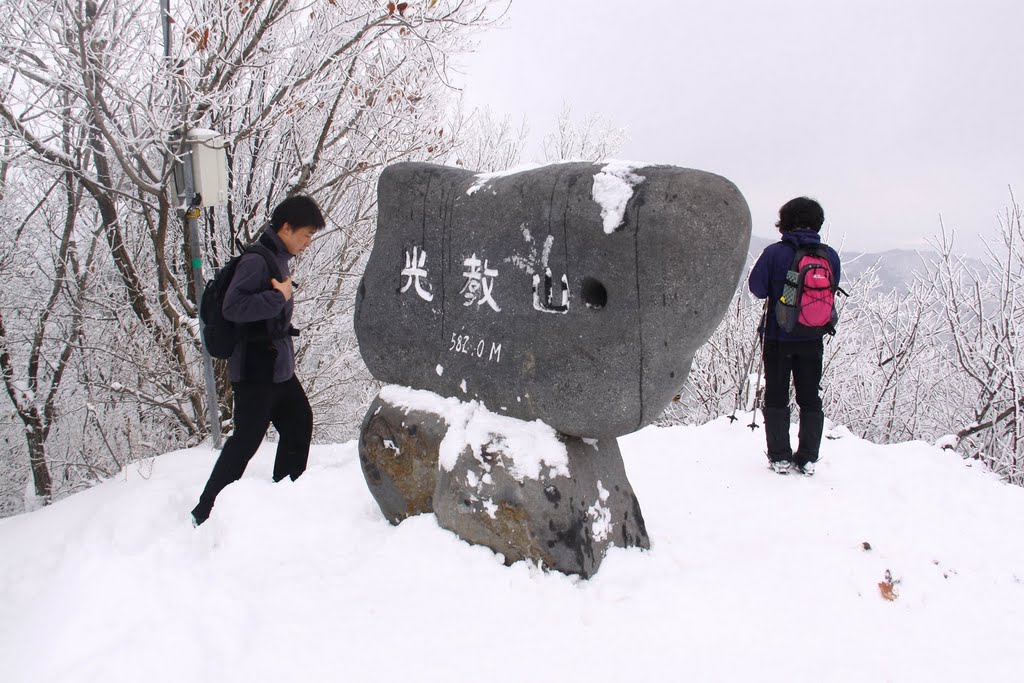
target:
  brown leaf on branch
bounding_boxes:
[186,27,210,51]
[387,2,396,15]
[397,2,408,15]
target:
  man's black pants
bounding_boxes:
[762,338,825,465]
[193,375,312,521]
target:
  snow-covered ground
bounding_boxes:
[2,414,1023,682]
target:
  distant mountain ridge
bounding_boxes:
[744,235,981,294]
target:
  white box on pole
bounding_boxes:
[187,129,228,207]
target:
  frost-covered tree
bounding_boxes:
[926,203,1024,484]
[447,104,528,172]
[541,104,628,163]
[0,151,101,509]
[0,0,500,511]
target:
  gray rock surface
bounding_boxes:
[355,161,750,438]
[433,431,649,578]
[358,395,446,524]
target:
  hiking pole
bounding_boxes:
[747,298,769,430]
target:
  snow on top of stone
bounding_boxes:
[466,163,541,195]
[591,160,648,234]
[465,161,650,236]
[379,385,470,425]
[379,384,569,482]
[458,407,569,481]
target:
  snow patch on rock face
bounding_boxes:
[506,223,541,276]
[592,161,647,234]
[588,480,612,542]
[378,385,569,483]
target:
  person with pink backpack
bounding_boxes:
[748,197,843,476]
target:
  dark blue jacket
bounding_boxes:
[224,228,295,383]
[748,230,841,341]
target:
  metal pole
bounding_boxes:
[160,0,171,59]
[182,156,223,448]
[747,298,769,431]
[164,0,222,448]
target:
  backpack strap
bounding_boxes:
[245,242,283,283]
[238,241,297,343]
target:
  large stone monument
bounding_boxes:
[355,161,750,577]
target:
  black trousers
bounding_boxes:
[763,338,824,412]
[762,338,825,464]
[194,375,312,519]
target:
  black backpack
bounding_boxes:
[199,243,282,359]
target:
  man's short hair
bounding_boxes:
[775,197,824,233]
[271,195,326,232]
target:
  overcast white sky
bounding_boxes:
[454,0,1023,254]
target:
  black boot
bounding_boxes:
[762,406,792,464]
[795,410,824,466]
[190,501,211,527]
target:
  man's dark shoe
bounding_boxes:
[190,504,210,527]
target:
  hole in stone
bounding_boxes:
[581,277,608,309]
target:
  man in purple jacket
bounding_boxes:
[191,196,325,526]
[748,197,841,476]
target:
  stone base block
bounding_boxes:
[357,389,649,578]
[358,394,447,525]
[433,434,649,578]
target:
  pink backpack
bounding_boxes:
[775,245,840,336]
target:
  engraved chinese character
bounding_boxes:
[533,268,570,313]
[400,247,433,302]
[460,253,501,312]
